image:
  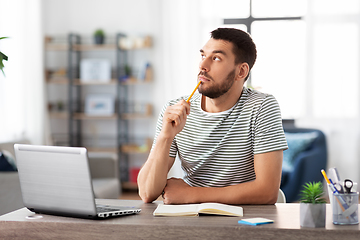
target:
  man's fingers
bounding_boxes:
[165,108,187,126]
[161,100,190,137]
[179,100,191,115]
[165,113,182,126]
[173,100,190,115]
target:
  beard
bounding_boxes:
[198,69,236,99]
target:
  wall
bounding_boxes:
[43,0,164,170]
[43,0,160,35]
[42,0,360,188]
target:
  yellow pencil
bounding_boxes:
[321,169,330,184]
[321,169,348,217]
[186,81,201,103]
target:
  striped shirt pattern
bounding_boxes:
[153,87,288,188]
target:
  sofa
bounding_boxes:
[0,140,121,216]
[280,124,328,203]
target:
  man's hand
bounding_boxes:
[137,100,190,203]
[161,100,190,139]
[160,150,283,205]
[162,178,193,204]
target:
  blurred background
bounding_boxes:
[0,0,359,200]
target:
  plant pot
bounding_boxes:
[94,35,104,45]
[300,203,326,228]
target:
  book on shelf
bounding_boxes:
[153,202,243,217]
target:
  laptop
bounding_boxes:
[14,144,141,219]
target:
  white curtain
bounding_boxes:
[0,0,45,144]
[159,0,225,102]
[159,0,224,177]
[160,0,201,102]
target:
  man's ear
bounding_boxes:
[236,63,250,81]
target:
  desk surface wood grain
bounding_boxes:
[0,200,359,240]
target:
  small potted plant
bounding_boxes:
[299,181,327,228]
[0,37,9,76]
[94,29,105,45]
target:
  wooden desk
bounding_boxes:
[0,200,359,239]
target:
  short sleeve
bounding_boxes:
[253,95,288,155]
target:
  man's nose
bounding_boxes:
[199,58,210,72]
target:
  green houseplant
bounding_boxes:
[299,181,327,228]
[94,29,105,45]
[0,37,9,76]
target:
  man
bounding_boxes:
[137,28,288,205]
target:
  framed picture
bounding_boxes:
[85,94,114,116]
[80,59,111,83]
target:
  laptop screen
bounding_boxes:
[14,144,98,217]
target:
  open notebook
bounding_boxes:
[153,203,243,217]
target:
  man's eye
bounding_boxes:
[213,56,221,61]
[201,55,206,59]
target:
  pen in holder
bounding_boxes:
[332,192,359,225]
[328,181,358,206]
[322,169,359,225]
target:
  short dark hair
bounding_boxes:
[211,28,257,80]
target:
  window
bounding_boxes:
[221,0,359,119]
[222,0,305,118]
[251,20,306,118]
[311,0,359,118]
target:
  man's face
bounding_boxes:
[198,38,238,99]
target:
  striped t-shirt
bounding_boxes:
[153,87,288,188]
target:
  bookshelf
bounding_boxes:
[45,33,153,190]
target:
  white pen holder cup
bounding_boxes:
[332,192,359,225]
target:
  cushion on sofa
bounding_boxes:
[0,151,17,172]
[92,178,120,199]
[282,131,319,172]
